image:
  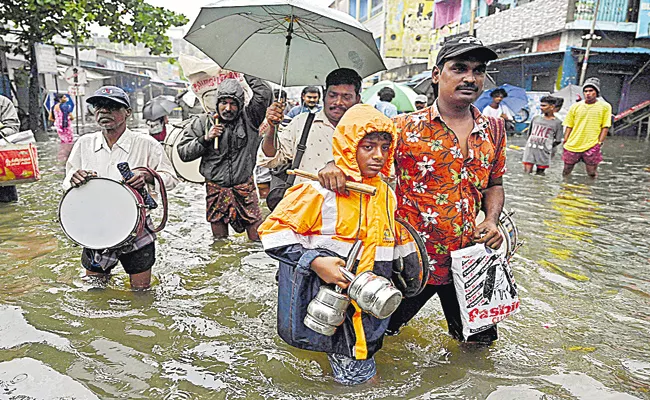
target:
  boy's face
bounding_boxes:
[540,102,554,115]
[356,134,392,178]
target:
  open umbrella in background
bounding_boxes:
[143,96,177,120]
[184,0,386,93]
[474,84,528,114]
[361,81,418,112]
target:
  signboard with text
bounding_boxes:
[68,85,85,96]
[34,44,57,74]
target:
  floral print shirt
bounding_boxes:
[393,102,507,285]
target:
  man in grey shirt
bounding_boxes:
[522,96,563,175]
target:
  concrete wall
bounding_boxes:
[476,0,569,46]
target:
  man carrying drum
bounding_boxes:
[319,37,507,344]
[62,86,178,289]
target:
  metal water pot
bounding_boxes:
[342,269,403,319]
[305,286,350,330]
[303,241,363,336]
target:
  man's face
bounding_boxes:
[217,98,239,121]
[93,99,131,131]
[432,57,486,106]
[415,101,426,110]
[146,118,164,134]
[356,134,391,178]
[303,92,320,108]
[583,87,598,102]
[323,84,360,124]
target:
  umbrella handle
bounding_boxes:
[278,12,294,95]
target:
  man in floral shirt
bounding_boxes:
[319,36,506,344]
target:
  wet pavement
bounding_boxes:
[0,135,649,399]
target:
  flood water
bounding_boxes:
[0,135,649,399]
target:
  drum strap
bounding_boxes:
[133,167,168,233]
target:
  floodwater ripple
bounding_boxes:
[0,137,648,399]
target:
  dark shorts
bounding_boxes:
[562,144,603,166]
[387,283,498,343]
[82,242,155,275]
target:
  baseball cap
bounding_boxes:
[415,94,428,103]
[86,86,131,109]
[436,36,498,66]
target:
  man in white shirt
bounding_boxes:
[63,86,178,289]
[257,68,362,183]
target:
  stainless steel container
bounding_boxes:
[344,269,403,319]
[304,286,350,336]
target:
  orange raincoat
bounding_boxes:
[259,104,399,360]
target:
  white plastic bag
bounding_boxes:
[451,243,520,340]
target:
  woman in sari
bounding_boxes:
[49,94,74,143]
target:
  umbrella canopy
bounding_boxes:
[143,96,177,120]
[474,84,528,113]
[361,81,418,112]
[184,0,386,87]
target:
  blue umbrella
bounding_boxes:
[474,84,528,114]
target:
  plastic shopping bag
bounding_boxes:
[451,243,520,340]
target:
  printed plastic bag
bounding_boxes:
[451,243,520,340]
[0,143,40,185]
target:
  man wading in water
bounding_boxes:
[319,36,507,344]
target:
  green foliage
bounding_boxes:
[0,0,188,55]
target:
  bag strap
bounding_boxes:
[287,112,316,186]
[132,167,168,233]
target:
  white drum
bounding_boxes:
[59,178,146,250]
[476,208,522,260]
[163,123,205,184]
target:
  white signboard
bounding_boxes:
[34,43,57,74]
[64,66,88,85]
[68,85,86,96]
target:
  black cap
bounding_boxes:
[436,36,498,66]
[86,86,131,109]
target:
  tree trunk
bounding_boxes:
[28,42,48,142]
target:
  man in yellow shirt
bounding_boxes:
[562,77,612,177]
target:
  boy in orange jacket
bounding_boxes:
[258,104,398,385]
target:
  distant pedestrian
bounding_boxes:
[145,115,168,143]
[414,94,428,110]
[285,86,321,122]
[562,77,612,178]
[374,87,398,118]
[522,96,563,175]
[481,88,513,120]
[49,93,74,143]
[482,88,514,134]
